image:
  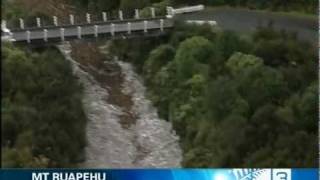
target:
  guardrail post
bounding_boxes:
[19,18,25,29]
[70,14,74,25]
[77,26,82,39]
[127,22,131,34]
[102,12,107,22]
[53,16,58,26]
[60,28,65,41]
[2,20,7,29]
[166,6,174,18]
[144,20,148,33]
[134,9,140,19]
[160,19,164,32]
[26,31,31,43]
[119,10,123,20]
[111,23,115,36]
[36,17,41,27]
[151,7,155,18]
[43,29,48,42]
[94,25,98,38]
[86,13,91,24]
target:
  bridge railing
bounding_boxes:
[6,7,172,32]
[10,17,167,32]
[3,4,206,33]
[12,18,173,44]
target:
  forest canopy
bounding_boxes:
[109,22,318,167]
[1,44,87,167]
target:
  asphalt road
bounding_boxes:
[178,7,317,45]
[12,19,173,42]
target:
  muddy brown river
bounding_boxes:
[58,42,182,168]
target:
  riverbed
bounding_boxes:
[58,42,182,168]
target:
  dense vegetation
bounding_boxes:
[71,0,316,14]
[109,23,318,167]
[1,44,87,167]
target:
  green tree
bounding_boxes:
[174,36,213,80]
[120,0,150,10]
[143,44,175,84]
[2,45,87,167]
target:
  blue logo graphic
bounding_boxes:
[0,169,317,180]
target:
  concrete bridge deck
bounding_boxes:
[10,18,173,44]
[2,5,207,44]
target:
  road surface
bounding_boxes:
[178,7,317,44]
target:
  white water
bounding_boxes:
[58,43,182,168]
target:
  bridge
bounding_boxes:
[1,5,207,44]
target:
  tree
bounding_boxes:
[226,53,288,108]
[174,36,213,80]
[226,52,264,75]
[2,44,87,167]
[143,44,175,85]
[207,76,249,121]
[120,0,150,10]
[215,31,252,60]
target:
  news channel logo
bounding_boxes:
[229,169,291,180]
[215,169,291,180]
[172,169,292,180]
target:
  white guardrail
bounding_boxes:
[186,20,217,26]
[174,5,205,14]
[167,5,205,18]
[1,20,15,42]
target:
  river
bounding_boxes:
[58,42,182,168]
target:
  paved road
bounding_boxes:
[12,18,173,42]
[178,7,317,45]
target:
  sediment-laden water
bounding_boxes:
[58,43,182,168]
